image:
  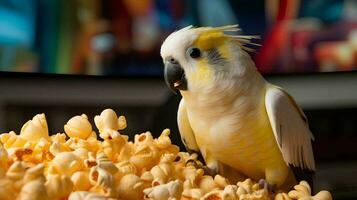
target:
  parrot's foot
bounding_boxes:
[258,179,276,192]
[185,159,218,176]
[202,165,218,177]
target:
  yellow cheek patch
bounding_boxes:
[186,59,214,85]
[197,60,214,83]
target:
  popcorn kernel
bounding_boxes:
[0,109,332,200]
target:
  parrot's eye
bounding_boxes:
[188,47,201,59]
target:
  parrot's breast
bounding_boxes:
[186,94,288,181]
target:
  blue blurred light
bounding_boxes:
[0,0,36,47]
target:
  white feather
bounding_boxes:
[265,85,315,171]
[177,99,200,152]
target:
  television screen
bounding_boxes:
[0,0,356,76]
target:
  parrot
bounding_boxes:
[160,25,315,190]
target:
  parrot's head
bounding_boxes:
[160,25,259,94]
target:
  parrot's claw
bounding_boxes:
[258,179,276,192]
[185,159,218,176]
[203,166,218,177]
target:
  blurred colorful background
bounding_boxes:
[1,1,357,199]
[0,0,356,76]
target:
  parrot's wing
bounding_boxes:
[177,99,200,153]
[265,85,315,181]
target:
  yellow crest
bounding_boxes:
[192,24,260,52]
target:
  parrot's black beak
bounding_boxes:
[164,57,187,94]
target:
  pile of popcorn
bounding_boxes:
[0,109,332,200]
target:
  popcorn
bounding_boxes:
[198,175,220,194]
[65,114,94,140]
[74,147,90,161]
[182,187,204,200]
[89,166,116,197]
[288,181,333,200]
[117,174,145,200]
[155,129,173,149]
[50,132,67,143]
[239,189,269,200]
[49,140,71,155]
[196,175,230,195]
[275,193,292,200]
[96,109,129,162]
[141,170,154,184]
[236,178,261,195]
[17,163,48,200]
[23,163,46,182]
[182,165,205,187]
[144,180,183,200]
[17,178,49,200]
[49,151,83,176]
[100,132,128,162]
[96,151,118,174]
[116,141,133,161]
[115,160,137,181]
[66,135,101,153]
[214,174,230,188]
[31,138,52,162]
[0,178,17,200]
[130,143,157,171]
[0,143,9,169]
[94,109,127,132]
[7,147,33,161]
[6,161,27,187]
[150,162,172,185]
[0,108,332,200]
[288,181,312,199]
[201,185,239,200]
[0,131,27,148]
[46,174,74,199]
[68,191,112,200]
[20,113,50,141]
[71,171,92,191]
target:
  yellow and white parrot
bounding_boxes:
[160,25,315,190]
